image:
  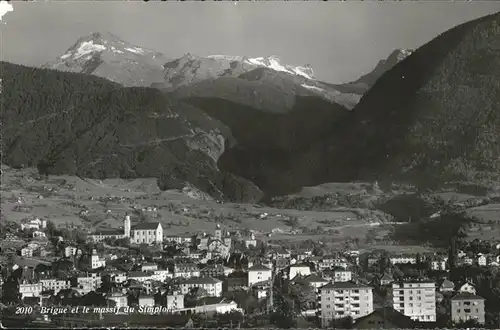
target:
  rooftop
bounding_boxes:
[321,281,372,290]
[248,264,271,271]
[182,277,222,285]
[132,222,161,230]
[451,293,485,301]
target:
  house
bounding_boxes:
[320,282,374,327]
[21,218,47,231]
[379,273,394,286]
[353,307,414,329]
[180,277,223,297]
[166,291,184,310]
[19,281,43,299]
[32,231,46,238]
[318,255,348,270]
[302,274,329,290]
[459,282,477,295]
[90,249,106,269]
[451,293,485,325]
[111,271,127,284]
[76,274,102,293]
[107,292,128,308]
[334,270,352,282]
[439,279,455,293]
[477,254,487,266]
[390,282,436,322]
[200,264,227,278]
[430,256,448,271]
[289,263,311,280]
[248,264,272,287]
[138,294,155,307]
[151,269,173,282]
[244,233,257,249]
[64,246,77,258]
[20,247,33,257]
[164,235,192,245]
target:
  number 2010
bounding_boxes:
[16,306,34,314]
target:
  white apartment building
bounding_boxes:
[248,264,273,287]
[391,282,436,322]
[320,282,374,327]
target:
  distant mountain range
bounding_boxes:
[4,11,499,201]
[42,33,413,110]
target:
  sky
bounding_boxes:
[1,1,500,84]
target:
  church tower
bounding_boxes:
[215,224,222,240]
[124,214,131,238]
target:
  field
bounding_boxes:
[0,165,389,247]
[2,165,497,252]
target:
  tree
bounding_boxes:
[2,276,21,305]
[288,282,316,311]
[184,287,208,307]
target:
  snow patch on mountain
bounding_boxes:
[125,47,145,54]
[207,54,315,80]
[301,83,324,92]
[73,41,107,59]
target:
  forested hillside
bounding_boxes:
[1,62,263,202]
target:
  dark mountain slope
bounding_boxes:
[172,67,361,111]
[181,96,348,196]
[1,62,262,202]
[288,11,500,192]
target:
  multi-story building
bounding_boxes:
[180,277,223,297]
[40,278,70,293]
[248,264,272,287]
[320,282,374,327]
[389,255,417,265]
[451,293,485,325]
[90,249,106,269]
[174,264,200,279]
[390,282,436,322]
[19,281,43,299]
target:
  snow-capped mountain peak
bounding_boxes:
[45,32,169,86]
[57,32,156,61]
